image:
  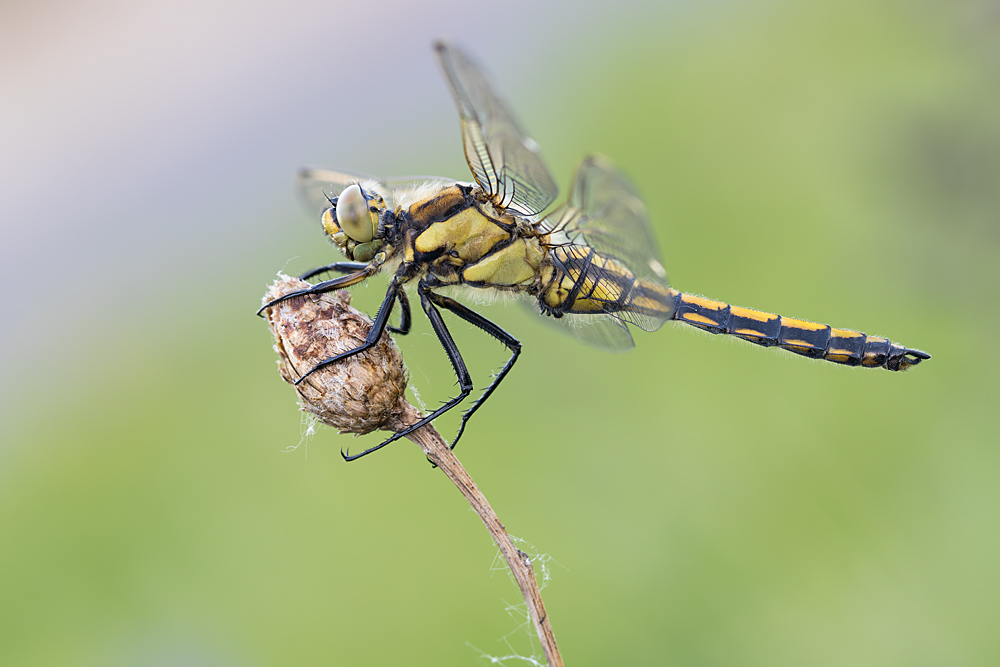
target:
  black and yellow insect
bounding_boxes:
[260,42,930,460]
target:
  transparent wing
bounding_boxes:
[541,154,669,285]
[297,167,381,214]
[434,41,558,218]
[568,316,635,352]
[521,300,635,353]
[538,155,674,339]
[297,166,453,214]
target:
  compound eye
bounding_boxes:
[335,184,376,243]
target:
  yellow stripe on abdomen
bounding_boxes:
[539,249,930,372]
[670,291,929,371]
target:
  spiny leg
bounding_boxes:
[387,289,411,335]
[426,291,520,450]
[299,261,368,282]
[342,282,473,462]
[291,280,401,385]
[257,265,373,316]
[297,261,408,334]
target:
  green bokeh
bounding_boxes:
[3,1,998,665]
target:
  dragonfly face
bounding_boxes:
[321,183,390,263]
[260,41,931,461]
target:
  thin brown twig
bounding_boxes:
[397,404,564,667]
[263,276,564,666]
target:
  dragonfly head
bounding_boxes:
[321,183,388,262]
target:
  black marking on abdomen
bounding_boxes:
[564,247,596,307]
[825,329,866,366]
[670,291,930,371]
[861,337,890,367]
[727,305,781,346]
[776,317,831,359]
[673,293,730,334]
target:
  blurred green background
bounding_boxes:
[2,0,998,665]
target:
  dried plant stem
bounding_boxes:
[397,403,564,667]
[263,277,563,665]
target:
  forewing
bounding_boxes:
[542,155,669,285]
[434,41,558,218]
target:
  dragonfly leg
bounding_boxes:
[256,265,373,316]
[289,280,400,385]
[387,289,411,335]
[341,283,473,462]
[426,291,520,450]
[298,261,368,282]
[298,261,409,334]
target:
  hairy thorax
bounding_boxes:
[398,184,549,294]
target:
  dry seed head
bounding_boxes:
[262,275,412,435]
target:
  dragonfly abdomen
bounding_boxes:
[541,247,675,328]
[670,292,930,371]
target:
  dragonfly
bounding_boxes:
[260,41,930,461]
